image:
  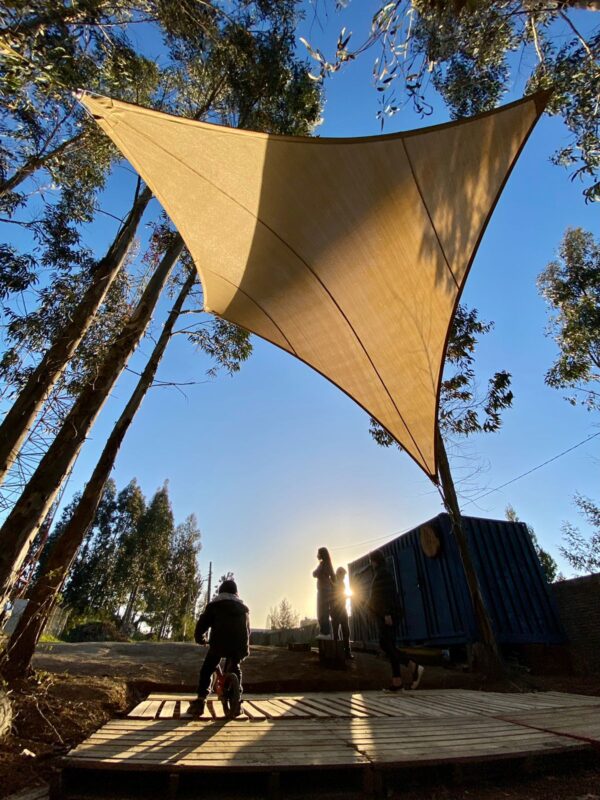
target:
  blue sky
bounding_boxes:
[4,3,599,628]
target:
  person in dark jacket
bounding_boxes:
[368,549,424,691]
[331,566,352,659]
[188,579,250,716]
[313,546,335,638]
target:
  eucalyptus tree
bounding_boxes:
[505,504,559,582]
[306,1,599,201]
[0,12,160,485]
[157,514,203,640]
[0,0,321,639]
[0,233,184,613]
[538,227,600,411]
[0,0,320,495]
[560,494,600,574]
[538,227,599,583]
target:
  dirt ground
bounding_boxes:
[1,643,599,799]
[0,672,129,797]
[31,642,488,691]
[30,641,600,695]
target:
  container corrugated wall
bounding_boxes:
[348,513,564,648]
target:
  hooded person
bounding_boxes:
[188,579,250,716]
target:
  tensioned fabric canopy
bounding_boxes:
[79,92,546,479]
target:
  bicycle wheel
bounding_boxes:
[222,673,241,719]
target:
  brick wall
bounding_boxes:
[552,573,600,674]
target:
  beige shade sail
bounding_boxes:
[79,92,547,479]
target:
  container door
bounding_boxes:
[397,548,428,642]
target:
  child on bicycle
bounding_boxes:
[188,579,250,717]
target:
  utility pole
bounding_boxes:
[206,562,212,607]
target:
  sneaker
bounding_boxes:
[410,664,425,690]
[187,698,206,717]
[382,685,403,693]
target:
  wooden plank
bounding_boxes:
[351,694,442,717]
[240,702,267,721]
[266,699,312,718]
[246,699,298,719]
[208,699,227,719]
[315,696,372,718]
[159,701,177,719]
[179,701,191,717]
[147,693,198,701]
[128,699,161,719]
[273,698,330,718]
[64,690,599,783]
[499,706,600,745]
[344,694,396,717]
[291,697,347,718]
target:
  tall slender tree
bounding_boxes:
[0,268,196,676]
[0,234,184,612]
[0,193,151,487]
[0,0,321,627]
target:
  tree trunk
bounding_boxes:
[0,184,153,488]
[0,130,86,198]
[0,267,195,679]
[0,689,11,739]
[0,234,184,613]
[436,429,504,676]
[121,583,139,631]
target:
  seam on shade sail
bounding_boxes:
[430,94,549,477]
[101,116,300,359]
[112,111,431,472]
[203,269,298,356]
[401,139,459,291]
[80,90,548,146]
[214,308,435,479]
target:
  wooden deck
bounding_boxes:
[59,691,600,797]
[127,689,600,721]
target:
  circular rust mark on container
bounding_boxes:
[420,524,441,558]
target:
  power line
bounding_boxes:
[332,430,600,557]
[463,430,600,507]
[329,525,415,553]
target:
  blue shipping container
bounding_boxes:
[348,513,565,647]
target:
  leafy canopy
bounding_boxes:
[538,227,600,410]
[304,1,599,201]
[505,504,558,583]
[560,493,600,575]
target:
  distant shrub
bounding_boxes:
[65,621,128,643]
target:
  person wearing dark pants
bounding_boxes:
[313,547,335,638]
[368,549,424,691]
[188,579,250,717]
[332,566,352,659]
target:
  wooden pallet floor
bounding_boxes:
[60,691,600,796]
[127,689,600,722]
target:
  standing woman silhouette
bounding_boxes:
[313,547,335,639]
